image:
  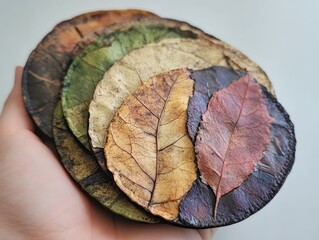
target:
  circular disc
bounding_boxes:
[22,9,157,138]
[52,101,159,223]
[104,67,295,228]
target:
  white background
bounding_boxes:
[0,1,318,239]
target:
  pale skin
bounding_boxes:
[0,67,216,240]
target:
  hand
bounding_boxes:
[0,67,216,240]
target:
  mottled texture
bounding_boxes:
[62,24,198,150]
[178,179,214,227]
[105,69,197,221]
[196,74,273,217]
[52,102,158,223]
[176,68,295,228]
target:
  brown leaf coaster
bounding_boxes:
[22,9,157,138]
[104,67,295,228]
[106,69,197,221]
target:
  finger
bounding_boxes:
[0,67,34,134]
[198,228,217,240]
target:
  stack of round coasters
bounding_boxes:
[22,9,296,228]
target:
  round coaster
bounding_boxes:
[104,67,295,228]
[22,9,157,138]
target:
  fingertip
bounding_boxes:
[15,66,23,85]
[197,228,217,240]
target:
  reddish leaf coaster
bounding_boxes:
[196,73,273,217]
[177,67,295,227]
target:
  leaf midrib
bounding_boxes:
[214,77,251,216]
[148,74,176,207]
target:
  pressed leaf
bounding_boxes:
[105,69,197,221]
[196,74,273,217]
[52,101,158,223]
[22,10,157,138]
[62,24,198,151]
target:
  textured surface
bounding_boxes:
[52,102,158,223]
[105,69,197,221]
[62,22,198,150]
[22,9,157,138]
